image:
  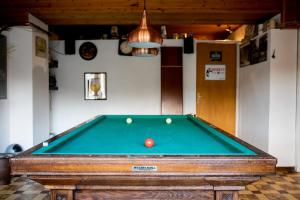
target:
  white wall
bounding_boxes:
[0,99,9,152]
[0,26,49,151]
[268,30,297,166]
[50,39,197,134]
[238,62,270,152]
[5,27,34,150]
[238,30,297,166]
[296,29,300,172]
[32,30,49,145]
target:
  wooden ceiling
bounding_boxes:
[0,0,282,25]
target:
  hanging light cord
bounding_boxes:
[144,0,146,10]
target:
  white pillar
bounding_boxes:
[296,29,300,172]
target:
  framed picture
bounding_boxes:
[84,72,107,100]
[35,36,47,58]
[240,43,251,67]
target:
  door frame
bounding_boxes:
[296,29,300,172]
[195,40,239,135]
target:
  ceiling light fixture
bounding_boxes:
[128,0,163,48]
[132,48,159,57]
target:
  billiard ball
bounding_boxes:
[144,138,154,148]
[42,142,48,147]
[165,118,172,124]
[126,117,133,124]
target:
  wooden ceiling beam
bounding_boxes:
[0,0,280,11]
[0,12,277,25]
[0,0,281,25]
[282,0,300,28]
[0,8,281,15]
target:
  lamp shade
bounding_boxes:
[128,10,163,48]
[132,48,159,57]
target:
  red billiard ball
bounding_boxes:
[144,138,154,148]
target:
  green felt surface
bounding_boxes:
[33,115,256,155]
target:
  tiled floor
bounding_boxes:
[0,170,299,200]
[239,170,300,200]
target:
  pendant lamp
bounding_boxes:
[128,0,163,48]
[132,48,159,57]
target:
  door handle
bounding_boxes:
[197,93,202,103]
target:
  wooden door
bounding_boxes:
[196,43,236,134]
[161,47,183,114]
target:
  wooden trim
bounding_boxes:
[161,47,183,115]
[281,0,300,28]
[161,47,183,66]
[276,167,296,172]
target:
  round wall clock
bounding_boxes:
[118,39,132,56]
[79,42,97,60]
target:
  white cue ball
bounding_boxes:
[166,118,172,124]
[42,142,48,147]
[126,117,133,124]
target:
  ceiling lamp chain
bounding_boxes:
[128,0,163,48]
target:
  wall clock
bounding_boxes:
[79,42,97,60]
[118,39,132,56]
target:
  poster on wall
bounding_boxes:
[205,64,226,80]
[84,72,107,100]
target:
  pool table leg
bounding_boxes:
[50,189,74,200]
[215,191,238,200]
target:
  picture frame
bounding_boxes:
[35,36,47,58]
[84,72,107,100]
[240,43,251,67]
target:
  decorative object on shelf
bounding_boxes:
[243,25,256,43]
[225,25,233,34]
[84,72,107,100]
[132,48,158,57]
[110,26,119,39]
[128,0,162,48]
[79,42,97,61]
[172,33,179,39]
[183,34,194,54]
[101,34,108,39]
[35,36,47,58]
[160,25,167,39]
[118,39,132,56]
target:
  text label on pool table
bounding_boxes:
[132,166,158,172]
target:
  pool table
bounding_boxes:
[10,115,276,200]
